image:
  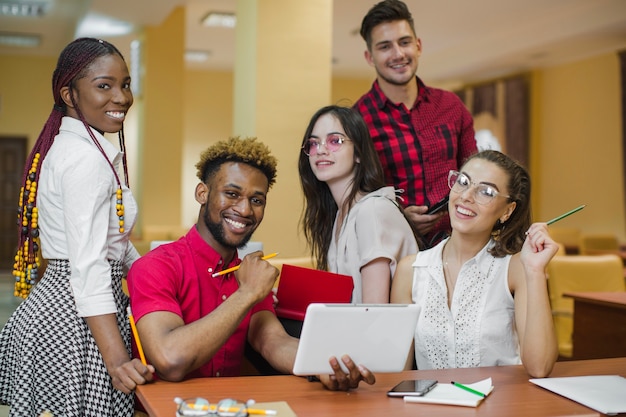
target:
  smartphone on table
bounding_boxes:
[387,379,438,397]
[426,195,449,215]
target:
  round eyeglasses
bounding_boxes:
[447,170,510,205]
[302,134,350,157]
[175,397,251,417]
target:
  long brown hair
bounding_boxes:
[463,150,531,257]
[298,105,386,270]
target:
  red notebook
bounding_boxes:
[275,264,354,321]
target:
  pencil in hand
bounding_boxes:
[525,204,586,235]
[546,204,585,226]
[211,252,279,277]
[127,306,147,365]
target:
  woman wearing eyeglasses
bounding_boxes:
[391,150,559,378]
[298,105,419,304]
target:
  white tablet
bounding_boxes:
[292,303,419,376]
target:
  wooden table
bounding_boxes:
[565,292,626,360]
[136,357,626,417]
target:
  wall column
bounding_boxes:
[140,7,185,229]
[233,0,332,258]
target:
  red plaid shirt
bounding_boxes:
[354,77,477,245]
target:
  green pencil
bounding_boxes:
[546,204,586,226]
[451,381,486,397]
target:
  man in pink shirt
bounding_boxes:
[127,137,375,391]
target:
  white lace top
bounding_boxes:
[411,238,521,369]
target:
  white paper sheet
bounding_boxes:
[529,375,626,416]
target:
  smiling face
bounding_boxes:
[307,113,357,189]
[365,20,421,88]
[61,53,133,134]
[196,162,268,254]
[449,158,516,236]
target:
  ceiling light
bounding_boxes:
[201,11,236,28]
[75,13,134,38]
[185,50,211,62]
[0,32,40,47]
[0,2,47,17]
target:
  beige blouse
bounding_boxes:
[327,186,419,303]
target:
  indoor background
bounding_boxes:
[1,0,625,265]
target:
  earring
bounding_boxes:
[491,220,504,241]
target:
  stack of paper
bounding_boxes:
[404,378,494,407]
[529,375,626,415]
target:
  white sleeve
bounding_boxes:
[60,149,117,317]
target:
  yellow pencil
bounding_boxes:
[127,306,147,365]
[210,405,276,415]
[211,252,279,277]
[190,403,277,415]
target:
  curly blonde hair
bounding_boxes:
[195,136,278,187]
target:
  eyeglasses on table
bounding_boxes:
[175,397,276,416]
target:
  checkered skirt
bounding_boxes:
[0,259,134,416]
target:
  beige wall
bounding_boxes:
[237,0,333,258]
[331,76,373,106]
[141,7,185,229]
[0,55,56,149]
[181,69,234,228]
[530,53,625,241]
[1,51,624,250]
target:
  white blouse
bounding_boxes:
[411,239,521,369]
[328,186,419,303]
[38,117,139,317]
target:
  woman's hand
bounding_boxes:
[109,359,155,394]
[521,223,559,276]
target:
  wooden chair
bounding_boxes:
[578,233,619,256]
[546,254,625,358]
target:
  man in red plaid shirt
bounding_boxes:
[354,0,477,248]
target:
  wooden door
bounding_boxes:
[0,137,26,272]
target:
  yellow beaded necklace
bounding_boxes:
[13,126,129,299]
[13,153,41,298]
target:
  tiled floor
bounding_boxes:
[0,272,20,416]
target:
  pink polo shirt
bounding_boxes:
[127,226,274,378]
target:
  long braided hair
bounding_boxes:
[13,37,130,298]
